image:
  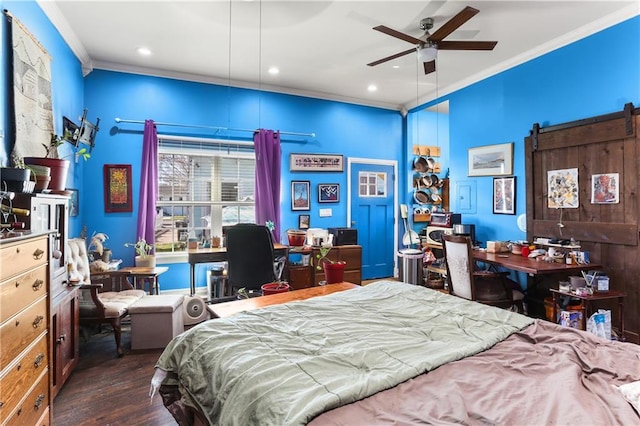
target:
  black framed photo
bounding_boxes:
[291,180,310,211]
[298,214,310,229]
[318,183,340,203]
[493,176,516,215]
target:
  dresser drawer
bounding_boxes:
[4,369,49,426]
[0,297,47,370]
[0,265,47,323]
[0,237,47,281]
[0,335,48,424]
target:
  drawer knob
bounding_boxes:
[33,248,44,260]
[57,334,66,344]
[32,315,44,328]
[34,353,45,368]
[34,393,45,409]
[32,279,44,291]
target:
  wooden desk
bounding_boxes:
[119,266,169,295]
[550,288,626,339]
[188,243,288,295]
[208,282,359,318]
[472,250,601,275]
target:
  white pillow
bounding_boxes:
[617,380,640,413]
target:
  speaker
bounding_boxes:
[183,295,208,326]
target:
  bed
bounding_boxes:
[152,280,640,425]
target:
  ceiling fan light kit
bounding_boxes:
[417,46,437,62]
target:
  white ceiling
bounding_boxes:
[39,0,639,111]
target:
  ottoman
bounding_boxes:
[129,294,185,350]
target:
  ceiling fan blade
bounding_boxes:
[437,40,497,50]
[367,48,416,67]
[423,60,436,75]
[429,6,479,42]
[373,25,423,45]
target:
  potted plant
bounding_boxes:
[0,159,35,192]
[313,245,346,284]
[23,132,90,192]
[124,237,155,268]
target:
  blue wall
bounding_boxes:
[438,16,639,246]
[82,71,403,290]
[2,2,638,291]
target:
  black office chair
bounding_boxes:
[225,223,282,295]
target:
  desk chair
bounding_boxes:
[225,224,283,295]
[442,234,524,312]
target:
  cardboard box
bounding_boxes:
[487,241,509,253]
[560,310,583,329]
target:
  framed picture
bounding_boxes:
[290,153,344,172]
[468,142,513,176]
[493,176,516,215]
[591,173,619,204]
[103,164,133,212]
[318,183,340,203]
[298,214,310,229]
[68,188,79,217]
[291,180,310,211]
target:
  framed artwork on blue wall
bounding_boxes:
[468,142,513,176]
[318,184,339,203]
[493,176,516,215]
[291,181,310,210]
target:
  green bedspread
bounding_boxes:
[155,280,533,425]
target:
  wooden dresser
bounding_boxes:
[0,232,51,425]
[288,245,363,289]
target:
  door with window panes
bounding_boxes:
[155,138,256,253]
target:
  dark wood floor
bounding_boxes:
[53,323,178,425]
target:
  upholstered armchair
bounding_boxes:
[67,238,146,357]
[442,234,524,312]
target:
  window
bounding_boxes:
[156,136,255,254]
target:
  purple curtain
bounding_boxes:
[254,129,281,241]
[136,120,158,253]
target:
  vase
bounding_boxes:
[323,261,346,284]
[135,255,156,268]
[23,158,70,191]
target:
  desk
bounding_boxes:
[472,250,601,275]
[119,266,169,295]
[207,282,359,318]
[550,288,626,339]
[188,243,288,295]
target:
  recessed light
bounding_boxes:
[367,84,378,92]
[137,47,152,56]
[392,65,399,69]
[268,67,279,75]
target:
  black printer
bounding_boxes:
[328,227,358,246]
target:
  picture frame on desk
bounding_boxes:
[493,176,516,215]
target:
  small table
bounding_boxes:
[119,266,169,295]
[208,282,359,318]
[550,288,626,340]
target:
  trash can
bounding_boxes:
[207,265,227,300]
[398,249,424,285]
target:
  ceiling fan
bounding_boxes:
[367,6,497,75]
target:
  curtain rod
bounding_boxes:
[114,118,315,138]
